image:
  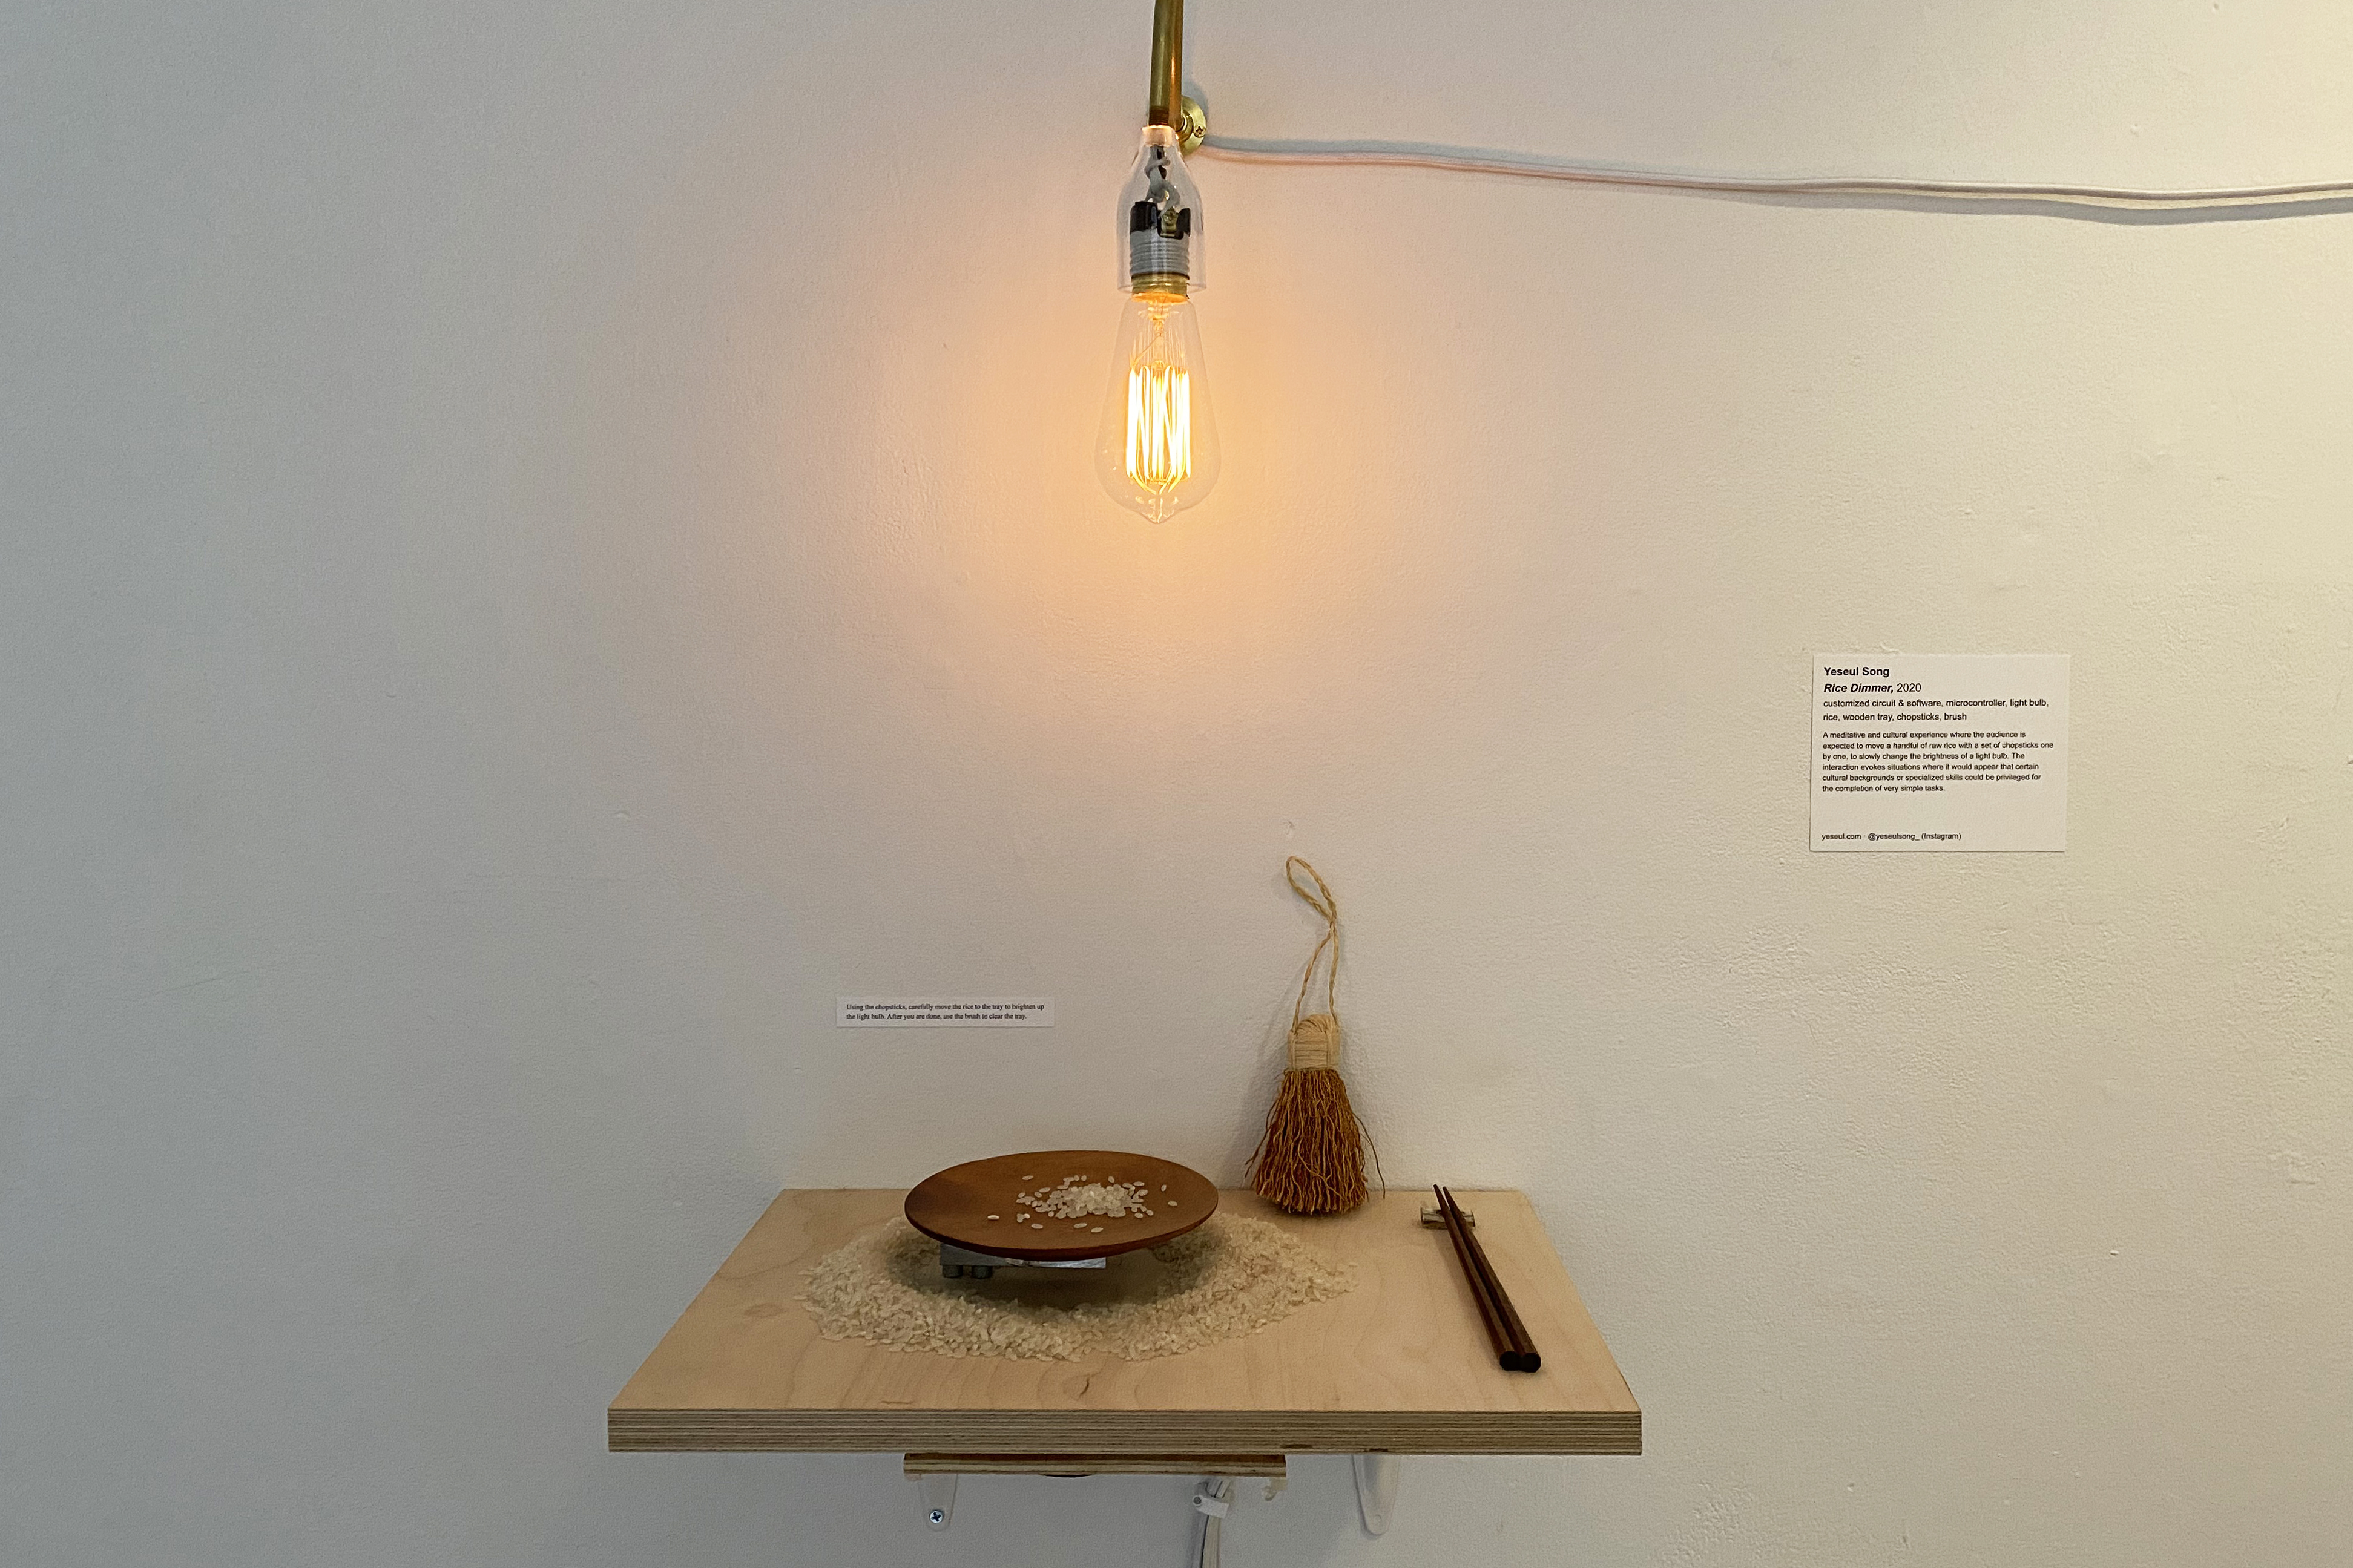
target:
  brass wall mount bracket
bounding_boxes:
[1176,93,1208,153]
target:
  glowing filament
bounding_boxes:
[1125,364,1192,492]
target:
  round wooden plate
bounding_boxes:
[904,1150,1219,1262]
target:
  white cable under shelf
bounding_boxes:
[1197,134,2353,211]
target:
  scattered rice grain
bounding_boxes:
[796,1214,1355,1362]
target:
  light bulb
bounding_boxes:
[1096,126,1219,523]
[1096,294,1219,523]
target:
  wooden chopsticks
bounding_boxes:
[1433,1186,1541,1373]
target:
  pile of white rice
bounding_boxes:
[797,1213,1355,1362]
[1017,1175,1157,1220]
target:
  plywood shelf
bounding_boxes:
[608,1188,1639,1457]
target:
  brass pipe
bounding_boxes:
[1147,0,1182,128]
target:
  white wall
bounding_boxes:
[7,2,2349,1563]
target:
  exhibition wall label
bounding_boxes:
[1811,654,2070,852]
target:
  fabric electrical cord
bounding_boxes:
[1199,134,2353,212]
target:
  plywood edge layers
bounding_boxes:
[608,1408,1640,1456]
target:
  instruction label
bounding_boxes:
[1812,654,2068,851]
[837,997,1055,1028]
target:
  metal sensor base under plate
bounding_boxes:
[939,1242,1110,1279]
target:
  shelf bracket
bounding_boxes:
[904,1452,1286,1538]
[915,1471,956,1531]
[1351,1454,1401,1536]
[903,1451,1384,1534]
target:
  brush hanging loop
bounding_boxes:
[1287,855,1341,1046]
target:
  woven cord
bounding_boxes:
[1287,856,1340,1034]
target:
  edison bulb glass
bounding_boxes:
[1096,124,1218,523]
[1095,295,1219,523]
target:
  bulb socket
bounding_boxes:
[1124,221,1186,291]
[1118,123,1203,297]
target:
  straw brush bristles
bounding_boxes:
[1248,1025,1369,1213]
